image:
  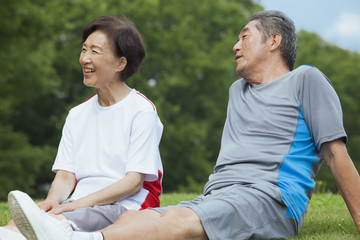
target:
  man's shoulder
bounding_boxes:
[295,64,316,70]
[293,65,331,86]
[293,64,322,76]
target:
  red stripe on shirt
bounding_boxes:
[136,92,156,111]
[75,94,97,107]
[140,170,163,210]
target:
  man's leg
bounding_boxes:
[100,207,208,240]
[10,190,208,240]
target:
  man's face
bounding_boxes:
[232,20,270,79]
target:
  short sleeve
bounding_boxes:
[52,114,75,173]
[299,66,347,150]
[126,111,163,181]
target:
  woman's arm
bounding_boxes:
[37,170,76,212]
[49,171,145,214]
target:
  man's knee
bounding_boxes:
[114,209,160,225]
[160,207,208,239]
[120,209,139,218]
[161,207,189,219]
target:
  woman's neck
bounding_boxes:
[96,81,131,107]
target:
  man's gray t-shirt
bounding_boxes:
[203,65,347,223]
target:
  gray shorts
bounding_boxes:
[154,184,298,239]
[61,199,127,232]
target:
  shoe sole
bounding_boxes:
[8,191,39,240]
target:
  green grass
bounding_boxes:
[293,193,358,239]
[1,193,358,239]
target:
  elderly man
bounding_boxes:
[8,10,360,240]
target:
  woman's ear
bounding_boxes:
[269,33,282,52]
[115,56,127,73]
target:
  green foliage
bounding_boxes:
[295,193,358,239]
[0,0,61,140]
[0,126,56,201]
[0,0,263,197]
[94,0,263,192]
[0,202,11,226]
[127,0,263,192]
[0,0,60,201]
[1,0,360,199]
[159,192,199,206]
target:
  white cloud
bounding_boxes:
[334,13,360,37]
[324,12,360,51]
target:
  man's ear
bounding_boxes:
[115,56,127,73]
[270,33,282,52]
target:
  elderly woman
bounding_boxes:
[0,15,163,240]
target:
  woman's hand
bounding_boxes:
[37,199,59,212]
[36,170,77,213]
[47,201,80,215]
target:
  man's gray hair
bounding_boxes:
[250,10,297,70]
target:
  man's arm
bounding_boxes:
[321,139,360,233]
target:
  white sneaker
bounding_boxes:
[8,190,73,240]
[0,227,26,240]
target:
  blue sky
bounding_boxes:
[257,0,360,53]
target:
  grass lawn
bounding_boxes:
[1,193,358,239]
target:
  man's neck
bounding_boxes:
[245,61,290,86]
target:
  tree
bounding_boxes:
[3,0,359,199]
[111,0,263,192]
[38,0,263,193]
[0,0,263,198]
[0,125,56,200]
[0,0,60,200]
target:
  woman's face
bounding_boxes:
[79,30,122,89]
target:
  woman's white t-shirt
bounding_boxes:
[52,89,163,210]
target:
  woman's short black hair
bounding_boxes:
[82,15,145,81]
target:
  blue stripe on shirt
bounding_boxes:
[278,106,318,221]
